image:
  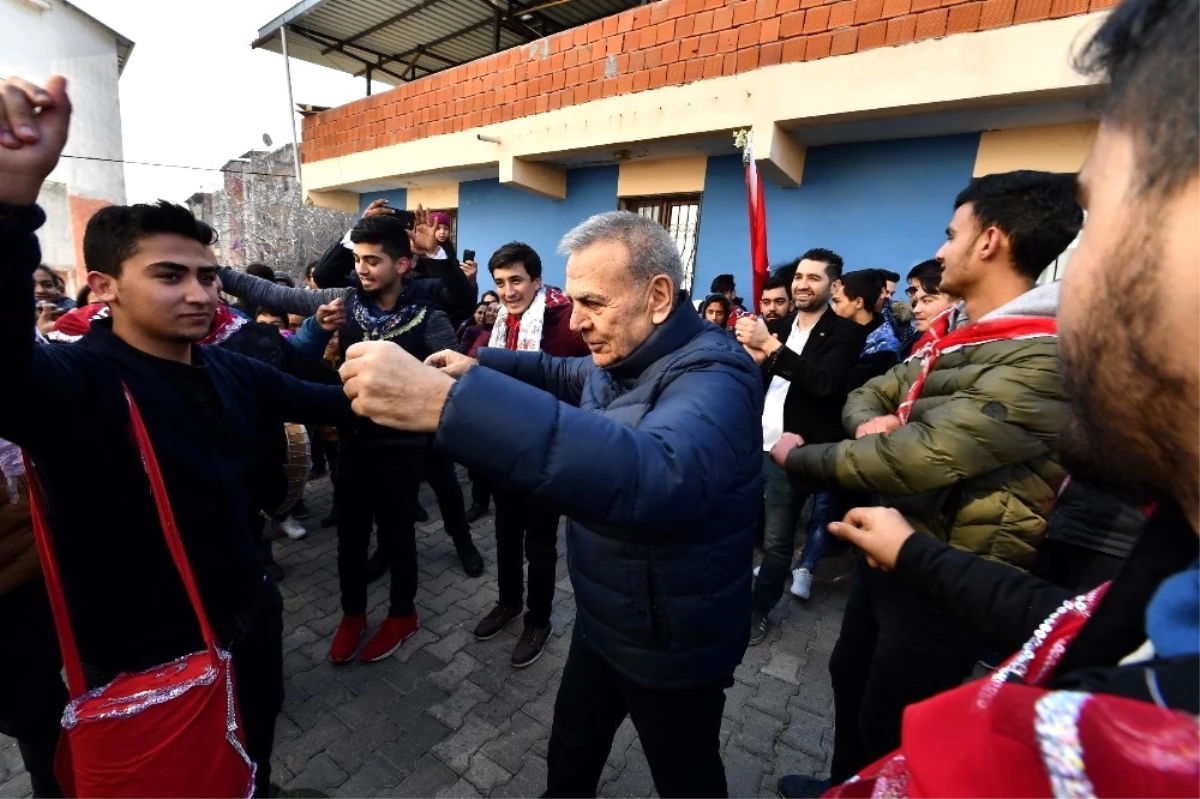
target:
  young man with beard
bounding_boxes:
[735,248,868,644]
[327,215,464,665]
[772,171,1082,795]
[781,0,1198,793]
[759,271,794,323]
[469,242,589,667]
[0,75,354,798]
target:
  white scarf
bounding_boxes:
[488,288,547,352]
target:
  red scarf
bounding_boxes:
[49,302,245,346]
[897,309,1057,424]
[502,286,572,351]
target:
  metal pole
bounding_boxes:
[280,25,302,186]
[492,7,502,52]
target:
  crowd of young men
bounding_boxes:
[0,0,1195,794]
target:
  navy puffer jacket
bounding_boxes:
[437,301,763,689]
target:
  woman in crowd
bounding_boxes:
[701,293,732,329]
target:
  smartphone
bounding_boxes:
[463,249,476,262]
[397,209,416,230]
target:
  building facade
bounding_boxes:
[290,0,1109,293]
[1,0,133,290]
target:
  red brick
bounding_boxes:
[1050,0,1088,14]
[828,0,856,27]
[1014,0,1051,19]
[629,49,646,70]
[667,0,690,17]
[676,15,695,36]
[777,36,806,60]
[588,81,602,101]
[856,0,885,21]
[587,20,604,42]
[564,49,579,68]
[737,46,760,71]
[805,31,832,58]
[760,40,784,64]
[733,0,757,24]
[662,40,681,61]
[801,0,823,8]
[881,0,911,18]
[684,57,705,80]
[655,20,677,44]
[667,61,687,82]
[755,0,780,18]
[721,52,738,74]
[694,10,715,32]
[713,5,735,28]
[911,0,941,11]
[1089,0,1118,9]
[592,60,607,80]
[979,0,1015,27]
[759,16,781,42]
[780,10,806,36]
[680,36,700,58]
[718,29,740,51]
[551,70,566,90]
[778,0,801,9]
[698,32,721,55]
[617,73,635,93]
[651,1,671,22]
[858,19,888,48]
[947,2,982,31]
[737,21,762,47]
[830,27,857,53]
[638,26,658,48]
[687,0,706,11]
[602,15,620,35]
[702,54,723,78]
[633,5,652,25]
[649,65,670,87]
[804,6,831,30]
[601,79,618,98]
[617,10,636,31]
[632,70,651,91]
[645,46,663,68]
[914,7,948,37]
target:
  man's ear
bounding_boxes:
[648,275,674,324]
[87,271,118,303]
[979,226,1006,261]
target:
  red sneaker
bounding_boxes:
[329,614,367,664]
[359,614,420,663]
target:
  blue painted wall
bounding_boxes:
[456,165,620,289]
[693,134,980,297]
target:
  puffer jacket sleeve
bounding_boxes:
[841,361,908,433]
[785,350,1067,495]
[436,351,762,537]
[477,349,593,407]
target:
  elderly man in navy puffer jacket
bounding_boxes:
[340,211,763,798]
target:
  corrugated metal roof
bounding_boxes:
[252,0,641,86]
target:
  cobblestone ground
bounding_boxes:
[0,470,850,798]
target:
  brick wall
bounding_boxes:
[301,0,1112,164]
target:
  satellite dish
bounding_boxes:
[263,133,274,147]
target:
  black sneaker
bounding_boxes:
[511,623,551,668]
[473,604,522,640]
[366,550,388,583]
[777,775,830,798]
[291,499,311,520]
[749,612,768,646]
[464,503,489,524]
[455,536,485,578]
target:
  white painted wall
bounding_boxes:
[0,0,127,204]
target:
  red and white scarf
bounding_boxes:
[488,286,571,352]
[897,308,1057,424]
[50,302,247,346]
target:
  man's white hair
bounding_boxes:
[558,211,683,293]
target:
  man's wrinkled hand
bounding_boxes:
[769,432,804,468]
[855,414,901,439]
[827,507,915,571]
[340,341,453,433]
[0,75,71,206]
[316,298,344,332]
[425,349,477,379]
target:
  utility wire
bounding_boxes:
[59,153,296,179]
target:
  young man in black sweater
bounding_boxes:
[0,75,353,798]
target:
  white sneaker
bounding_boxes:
[753,564,760,578]
[790,567,812,600]
[277,515,307,540]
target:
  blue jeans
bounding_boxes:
[796,491,843,572]
[752,453,808,617]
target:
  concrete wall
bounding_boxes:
[1,0,127,279]
[694,134,981,293]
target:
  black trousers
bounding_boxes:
[423,446,470,541]
[545,631,732,798]
[827,557,984,783]
[493,488,559,628]
[0,579,68,798]
[336,446,424,618]
[227,579,285,799]
[468,468,490,508]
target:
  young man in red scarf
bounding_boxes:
[464,242,588,667]
[760,170,1082,795]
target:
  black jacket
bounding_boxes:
[892,499,1198,714]
[0,205,354,673]
[764,308,869,444]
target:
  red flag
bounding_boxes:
[744,136,770,312]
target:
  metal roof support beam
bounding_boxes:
[320,0,444,54]
[287,26,412,82]
[280,25,302,181]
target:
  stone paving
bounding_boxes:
[0,470,851,798]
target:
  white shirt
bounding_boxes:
[761,319,814,451]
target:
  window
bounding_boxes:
[619,194,702,295]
